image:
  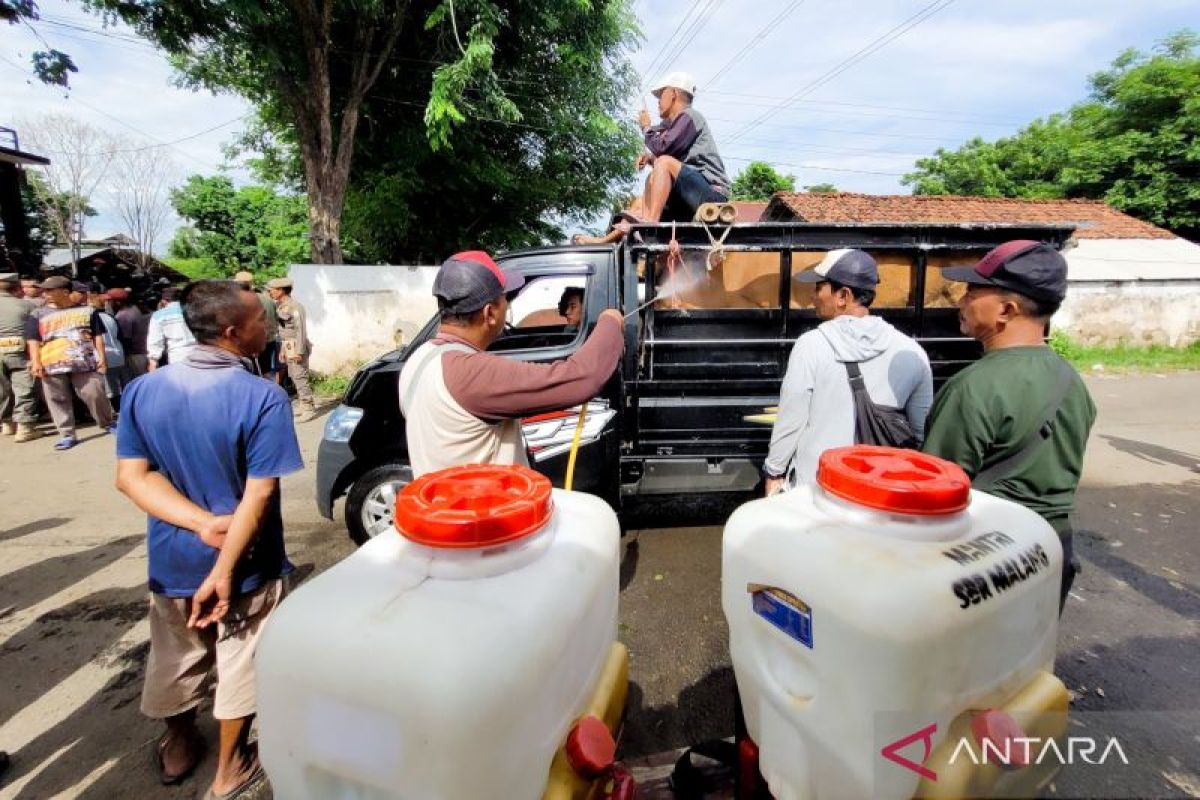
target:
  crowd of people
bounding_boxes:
[0,269,317,454]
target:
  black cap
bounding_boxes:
[794,249,879,291]
[433,251,526,314]
[943,240,1067,304]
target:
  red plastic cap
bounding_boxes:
[971,709,1030,769]
[816,446,970,516]
[394,464,553,548]
[565,715,616,778]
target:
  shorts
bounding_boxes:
[141,578,286,721]
[663,164,729,222]
[256,340,280,375]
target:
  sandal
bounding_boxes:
[154,732,204,786]
[203,761,266,800]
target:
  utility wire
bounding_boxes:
[725,0,959,144]
[704,0,806,89]
[649,0,727,85]
[639,0,708,88]
[705,90,1025,125]
[0,54,242,170]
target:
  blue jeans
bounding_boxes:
[663,164,728,222]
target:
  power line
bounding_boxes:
[705,90,1025,125]
[37,115,251,157]
[36,15,155,48]
[706,116,965,143]
[723,155,906,177]
[0,53,242,170]
[726,0,959,145]
[649,0,727,86]
[704,0,806,89]
[702,95,1020,128]
[639,0,708,87]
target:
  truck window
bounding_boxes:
[489,274,589,354]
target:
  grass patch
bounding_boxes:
[1051,331,1200,373]
[312,373,352,398]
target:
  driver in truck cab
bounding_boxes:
[399,251,624,477]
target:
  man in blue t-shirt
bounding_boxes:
[116,280,303,798]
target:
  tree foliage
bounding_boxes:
[804,183,839,193]
[86,0,641,264]
[2,0,78,86]
[903,30,1200,238]
[169,175,308,278]
[730,161,795,201]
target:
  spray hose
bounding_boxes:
[564,403,588,491]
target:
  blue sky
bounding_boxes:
[2,0,1195,247]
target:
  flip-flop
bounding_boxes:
[202,762,266,800]
[154,732,204,786]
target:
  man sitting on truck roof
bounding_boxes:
[637,71,731,224]
[763,250,934,494]
[399,252,624,477]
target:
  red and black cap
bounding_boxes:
[433,251,526,314]
[943,240,1067,304]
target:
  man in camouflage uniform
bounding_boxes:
[266,277,316,422]
[0,273,42,441]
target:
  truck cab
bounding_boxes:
[316,222,1073,542]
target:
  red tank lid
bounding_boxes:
[394,464,553,548]
[816,446,970,516]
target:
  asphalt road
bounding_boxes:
[0,372,1197,798]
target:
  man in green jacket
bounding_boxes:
[923,241,1096,611]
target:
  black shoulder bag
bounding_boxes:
[843,361,919,449]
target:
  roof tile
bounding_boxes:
[764,193,1175,240]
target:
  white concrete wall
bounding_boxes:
[1059,280,1200,347]
[289,264,439,375]
[1057,237,1200,347]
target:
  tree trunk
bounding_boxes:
[278,1,406,265]
[307,165,347,265]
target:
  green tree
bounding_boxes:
[1,1,77,85]
[731,161,795,201]
[87,0,640,264]
[903,30,1200,238]
[170,175,308,277]
[804,183,839,193]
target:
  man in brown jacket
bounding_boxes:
[399,251,623,477]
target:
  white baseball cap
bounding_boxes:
[650,71,696,97]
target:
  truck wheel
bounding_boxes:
[345,463,413,545]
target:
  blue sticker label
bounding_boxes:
[751,586,813,649]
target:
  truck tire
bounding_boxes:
[344,463,413,545]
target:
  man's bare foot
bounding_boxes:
[209,744,264,798]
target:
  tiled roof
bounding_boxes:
[764,193,1176,240]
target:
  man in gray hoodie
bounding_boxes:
[764,250,933,493]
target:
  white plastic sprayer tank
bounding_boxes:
[723,446,1063,800]
[257,464,621,799]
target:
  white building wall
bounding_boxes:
[1058,280,1200,347]
[1058,238,1200,347]
[289,264,439,375]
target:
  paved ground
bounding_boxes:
[1,373,1197,798]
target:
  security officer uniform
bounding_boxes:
[267,277,315,421]
[0,273,41,441]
